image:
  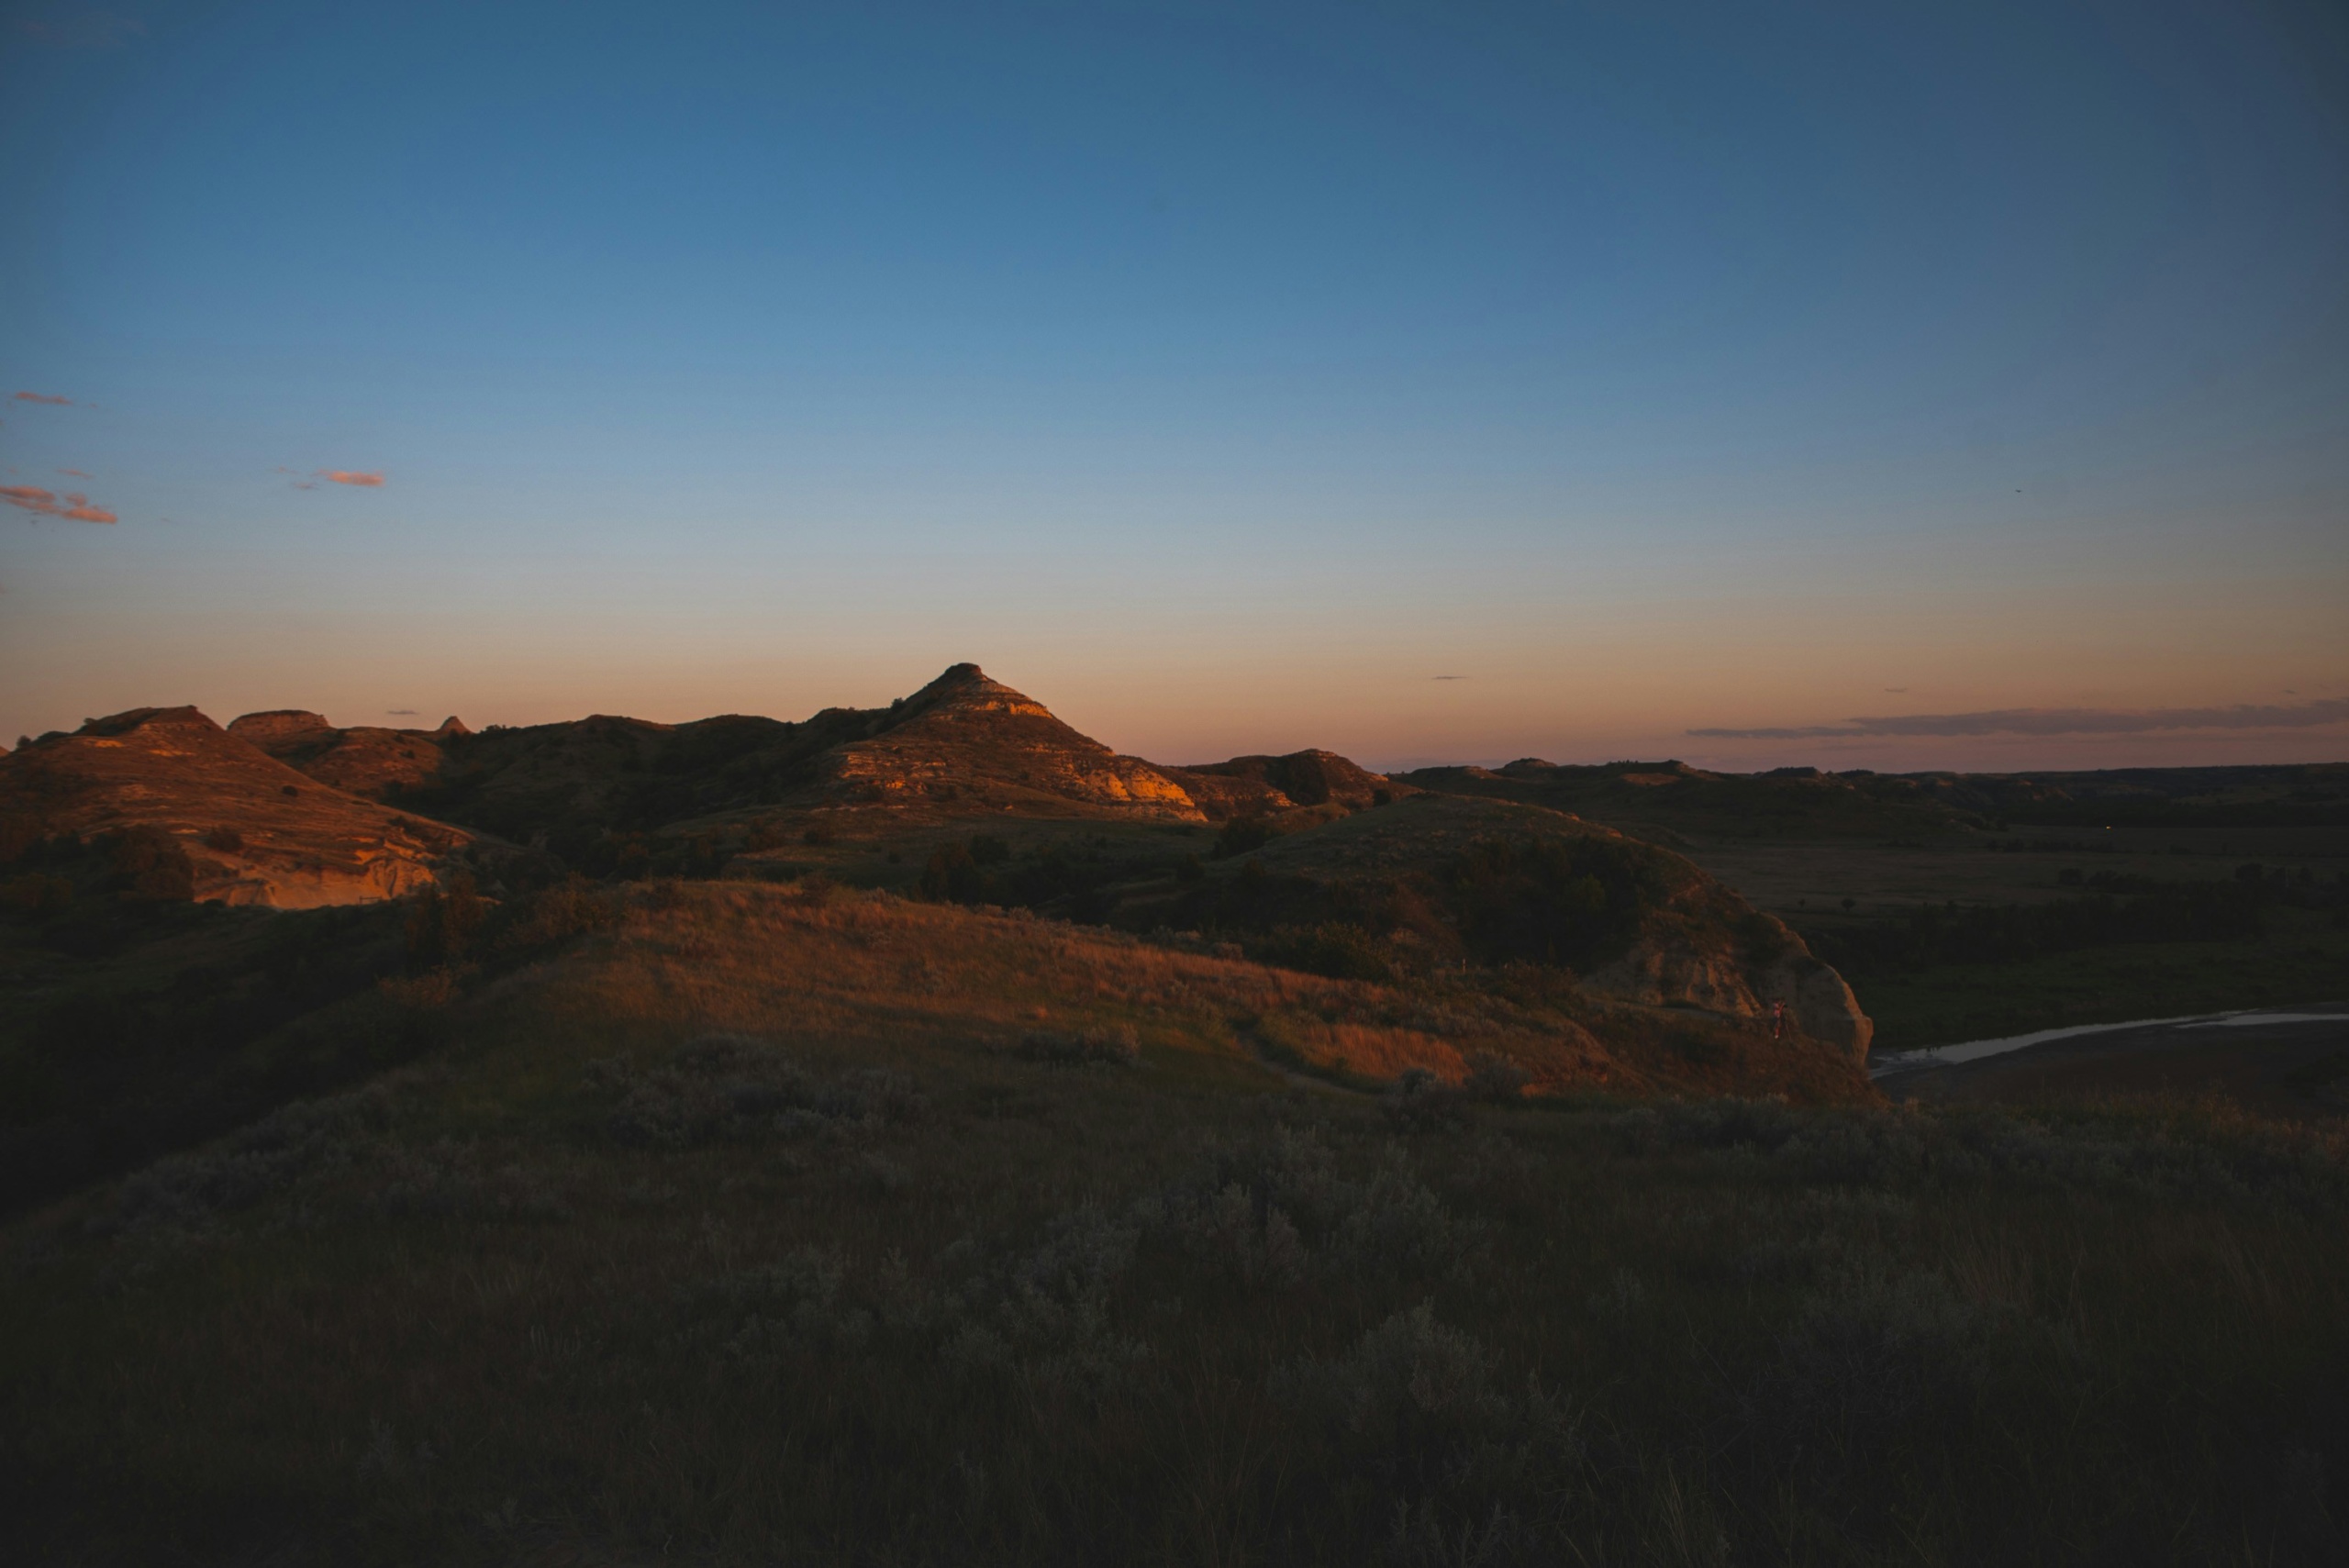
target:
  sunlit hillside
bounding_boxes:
[6,877,2345,1562]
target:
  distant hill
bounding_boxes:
[272,664,1414,849]
[0,667,1874,1063]
[1394,757,2349,840]
[1394,758,1973,841]
[0,707,469,907]
[371,663,1207,846]
[225,709,467,800]
[1902,762,2349,828]
[1162,748,1407,820]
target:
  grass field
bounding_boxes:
[1831,905,2349,1051]
[1668,825,2349,1051]
[6,881,2346,1564]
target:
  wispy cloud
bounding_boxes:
[2,485,116,523]
[12,391,72,406]
[318,470,385,487]
[1691,699,2349,740]
[386,708,418,717]
[1431,674,1468,682]
[58,468,92,478]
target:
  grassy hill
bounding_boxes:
[4,878,2344,1562]
[0,707,471,907]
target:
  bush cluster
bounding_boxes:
[589,1034,925,1148]
[1015,1025,1141,1067]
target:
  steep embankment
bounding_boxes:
[1135,793,1873,1060]
[0,708,470,907]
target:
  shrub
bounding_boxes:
[1,872,72,921]
[1017,1026,1141,1067]
[1215,817,1278,858]
[1445,835,1658,969]
[108,1085,395,1235]
[1384,1067,1467,1133]
[403,869,484,969]
[589,1034,922,1147]
[1272,1302,1507,1447]
[1251,921,1397,983]
[493,875,617,952]
[1462,1053,1531,1103]
[1151,1181,1308,1289]
[107,827,195,902]
[1747,1263,2007,1458]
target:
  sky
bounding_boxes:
[2,0,2344,773]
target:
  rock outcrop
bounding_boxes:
[0,706,470,907]
[830,664,1205,821]
[1588,921,1874,1062]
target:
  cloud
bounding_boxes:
[12,391,72,406]
[58,468,92,478]
[386,708,418,717]
[1689,698,2349,740]
[2,484,116,523]
[318,470,385,487]
[1431,674,1468,681]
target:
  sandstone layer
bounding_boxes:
[1,706,470,907]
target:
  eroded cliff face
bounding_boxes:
[1586,929,1873,1062]
[1,707,470,908]
[826,664,1208,822]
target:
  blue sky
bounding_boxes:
[3,0,2344,770]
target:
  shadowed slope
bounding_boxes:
[1129,793,1874,1058]
[1163,749,1408,821]
[226,710,467,801]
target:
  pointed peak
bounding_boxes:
[907,662,995,699]
[897,662,1054,721]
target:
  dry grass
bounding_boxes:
[534,881,1867,1107]
[4,882,2344,1565]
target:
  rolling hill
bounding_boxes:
[0,706,470,908]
